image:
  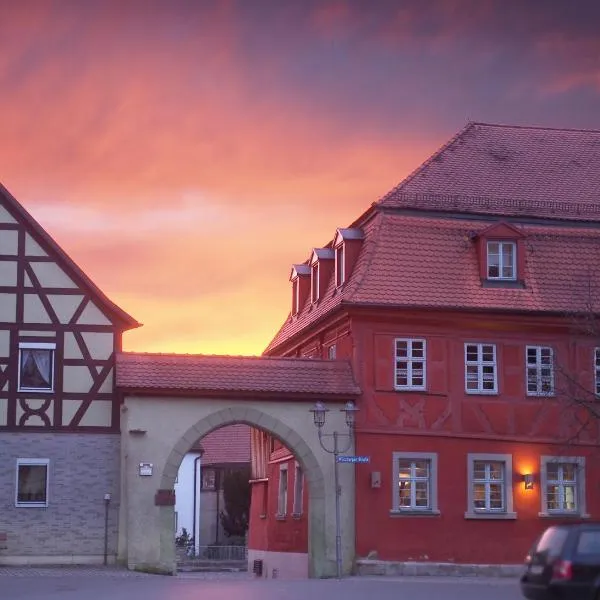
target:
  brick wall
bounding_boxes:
[0,432,120,558]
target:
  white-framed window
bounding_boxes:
[327,344,336,360]
[311,262,319,303]
[487,240,516,280]
[466,453,515,519]
[526,346,554,396]
[15,458,49,507]
[335,244,345,287]
[277,464,288,516]
[540,456,587,517]
[395,339,426,390]
[292,462,303,516]
[391,452,439,514]
[465,343,497,394]
[18,342,56,393]
[595,348,600,397]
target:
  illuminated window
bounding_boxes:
[541,457,586,516]
[391,452,438,514]
[466,453,515,519]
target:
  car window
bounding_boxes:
[576,531,600,556]
[535,527,569,560]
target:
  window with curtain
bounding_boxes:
[18,343,55,392]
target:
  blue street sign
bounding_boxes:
[336,455,370,464]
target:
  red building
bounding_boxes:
[249,122,600,572]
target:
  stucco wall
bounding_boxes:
[0,432,120,564]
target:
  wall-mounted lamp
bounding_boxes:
[523,474,535,490]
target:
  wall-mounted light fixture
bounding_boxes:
[523,474,535,490]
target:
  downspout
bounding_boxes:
[193,455,202,554]
[215,469,220,545]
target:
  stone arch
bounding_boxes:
[120,397,353,579]
[158,406,328,578]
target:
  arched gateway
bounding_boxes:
[115,353,360,578]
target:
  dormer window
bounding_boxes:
[335,244,345,287]
[292,280,300,315]
[290,264,311,317]
[486,241,516,280]
[311,263,319,303]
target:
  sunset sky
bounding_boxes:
[1,0,599,355]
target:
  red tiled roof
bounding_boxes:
[379,122,600,221]
[265,123,600,353]
[0,183,140,329]
[190,423,251,465]
[116,352,361,397]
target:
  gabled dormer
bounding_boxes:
[309,248,335,304]
[332,228,364,288]
[290,264,311,316]
[475,222,526,286]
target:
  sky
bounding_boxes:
[1,0,599,355]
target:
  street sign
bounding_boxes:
[336,455,370,464]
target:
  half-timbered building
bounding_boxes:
[0,184,139,564]
[252,122,600,572]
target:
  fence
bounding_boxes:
[185,544,248,561]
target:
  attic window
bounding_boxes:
[335,245,345,287]
[292,279,299,315]
[486,241,516,280]
[311,263,319,303]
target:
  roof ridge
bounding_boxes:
[118,351,343,364]
[469,121,600,134]
[375,122,476,205]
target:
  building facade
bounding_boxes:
[255,122,600,567]
[0,184,139,564]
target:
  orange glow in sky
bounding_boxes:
[1,1,598,354]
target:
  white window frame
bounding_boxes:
[311,262,319,303]
[335,244,345,287]
[390,452,439,515]
[465,453,516,519]
[18,342,56,393]
[540,456,588,517]
[394,338,426,390]
[526,345,554,396]
[486,240,516,280]
[277,464,288,517]
[595,348,600,397]
[464,343,498,394]
[292,462,304,516]
[15,458,50,508]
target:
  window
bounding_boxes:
[466,454,515,519]
[335,244,345,287]
[595,348,600,396]
[327,344,336,360]
[487,241,516,280]
[395,339,426,390]
[540,457,587,516]
[526,346,554,396]
[16,459,49,507]
[292,462,303,516]
[291,279,299,315]
[465,343,497,394]
[18,343,55,392]
[277,464,288,516]
[391,452,439,514]
[201,468,216,490]
[311,263,319,303]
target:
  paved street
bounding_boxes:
[0,567,524,600]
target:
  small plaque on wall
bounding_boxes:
[139,463,153,476]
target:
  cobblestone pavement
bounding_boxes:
[0,567,523,600]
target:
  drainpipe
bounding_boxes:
[193,456,202,553]
[215,469,220,545]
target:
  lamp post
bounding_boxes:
[310,400,358,579]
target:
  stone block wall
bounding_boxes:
[0,432,120,562]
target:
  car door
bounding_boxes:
[571,529,600,588]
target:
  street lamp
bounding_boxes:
[310,400,358,579]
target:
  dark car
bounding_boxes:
[521,523,600,600]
